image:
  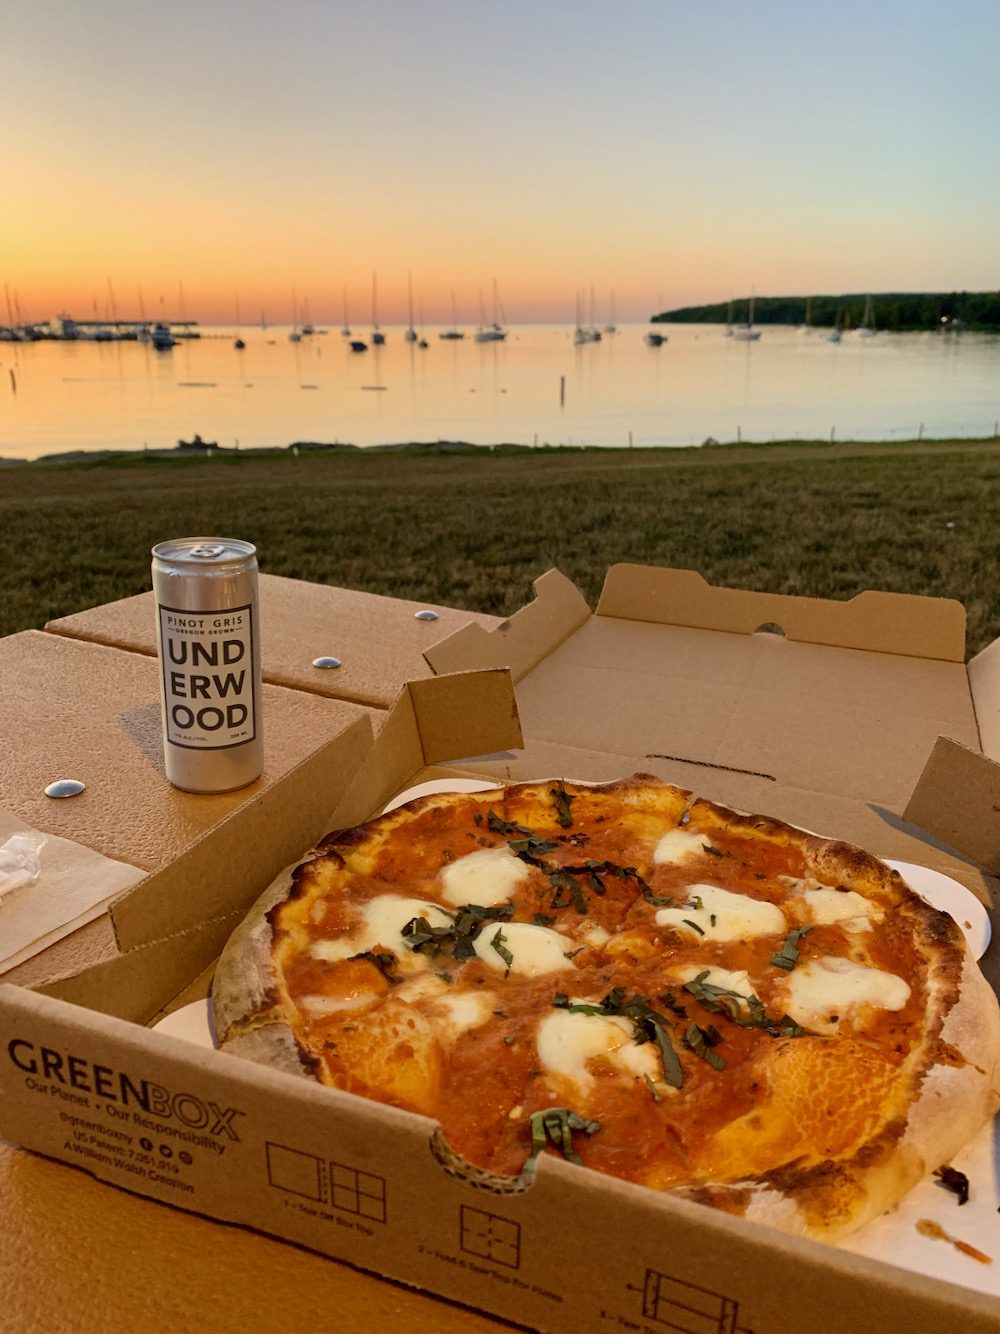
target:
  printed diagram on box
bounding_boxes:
[265,1141,387,1224]
[623,1269,754,1334]
[459,1204,521,1269]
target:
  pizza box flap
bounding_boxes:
[421,569,592,682]
[422,566,1000,885]
[3,984,999,1334]
[37,915,244,1023]
[595,563,967,660]
[325,669,522,832]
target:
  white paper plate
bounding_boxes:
[841,1115,999,1297]
[150,998,216,1048]
[380,777,500,815]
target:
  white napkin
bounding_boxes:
[0,808,145,973]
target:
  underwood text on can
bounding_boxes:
[158,604,257,749]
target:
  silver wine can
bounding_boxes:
[152,537,263,793]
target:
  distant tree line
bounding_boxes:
[653,292,1000,332]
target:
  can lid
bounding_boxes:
[152,537,257,567]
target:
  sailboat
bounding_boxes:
[474,279,507,342]
[723,298,734,336]
[288,287,301,342]
[855,295,876,338]
[797,296,812,335]
[340,286,351,337]
[439,290,465,340]
[827,303,843,343]
[730,291,761,341]
[371,272,385,345]
[404,272,418,343]
[233,292,245,349]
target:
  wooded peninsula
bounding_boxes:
[654,291,1000,332]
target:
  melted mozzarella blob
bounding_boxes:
[439,846,530,907]
[309,895,453,968]
[801,887,875,932]
[536,1009,659,1091]
[472,922,573,976]
[653,826,709,866]
[783,956,911,1033]
[656,884,786,943]
[427,991,498,1042]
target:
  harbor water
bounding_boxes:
[2,323,998,462]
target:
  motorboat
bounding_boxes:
[150,322,176,350]
[644,330,667,346]
[350,340,368,352]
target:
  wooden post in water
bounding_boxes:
[9,369,15,395]
[559,375,565,407]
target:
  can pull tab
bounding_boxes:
[189,543,227,559]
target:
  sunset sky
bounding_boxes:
[4,0,998,325]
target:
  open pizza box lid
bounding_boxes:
[425,565,1000,912]
[2,620,1000,1331]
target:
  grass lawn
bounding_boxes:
[4,438,1000,655]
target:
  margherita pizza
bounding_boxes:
[212,775,1000,1242]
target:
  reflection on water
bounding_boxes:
[2,323,999,461]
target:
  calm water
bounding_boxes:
[2,323,999,461]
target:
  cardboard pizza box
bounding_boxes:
[44,573,503,709]
[1,651,999,1332]
[424,565,1000,909]
[0,630,380,989]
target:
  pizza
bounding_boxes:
[212,774,1000,1242]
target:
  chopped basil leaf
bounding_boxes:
[503,1034,517,1047]
[349,949,401,984]
[771,925,812,971]
[526,1107,601,1170]
[400,902,514,962]
[491,927,514,973]
[710,913,717,927]
[508,835,560,856]
[689,895,704,910]
[550,785,577,828]
[487,810,535,838]
[683,971,807,1038]
[534,912,556,927]
[681,918,706,936]
[684,1023,726,1070]
[702,842,725,858]
[658,990,687,1017]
